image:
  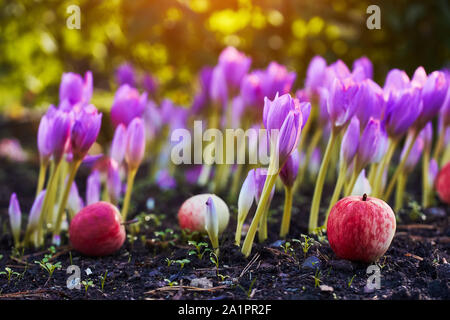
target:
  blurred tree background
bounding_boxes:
[1,0,449,115]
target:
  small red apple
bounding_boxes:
[436,162,450,204]
[69,201,126,256]
[327,194,396,263]
[178,194,229,234]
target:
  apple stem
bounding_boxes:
[363,193,368,201]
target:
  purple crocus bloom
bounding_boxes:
[411,66,427,88]
[191,67,214,114]
[262,62,296,100]
[110,84,147,127]
[295,89,311,103]
[125,117,146,171]
[156,169,177,190]
[110,124,127,165]
[8,193,21,244]
[241,70,265,109]
[252,168,275,204]
[142,73,158,94]
[384,86,422,139]
[383,69,411,96]
[354,79,384,126]
[440,77,450,127]
[59,71,93,106]
[353,56,373,80]
[355,118,381,170]
[218,46,251,90]
[116,63,136,87]
[305,56,327,93]
[326,77,359,128]
[324,60,352,89]
[401,136,424,173]
[420,122,433,150]
[414,71,448,129]
[37,110,55,164]
[373,125,388,163]
[51,110,73,163]
[279,148,300,187]
[27,190,46,233]
[299,100,311,129]
[70,106,102,160]
[86,170,101,205]
[340,116,360,166]
[210,65,228,109]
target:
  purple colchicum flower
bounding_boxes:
[8,193,21,244]
[86,170,101,205]
[420,122,433,150]
[383,69,411,98]
[414,71,448,129]
[262,62,296,100]
[142,73,158,95]
[116,63,136,87]
[299,101,311,130]
[218,46,251,91]
[205,196,219,248]
[263,94,303,168]
[326,77,359,128]
[37,109,56,163]
[401,136,424,173]
[324,60,351,89]
[412,66,427,88]
[110,124,127,165]
[279,149,300,188]
[352,56,373,80]
[125,117,146,171]
[68,182,84,214]
[156,169,177,190]
[70,106,102,161]
[241,71,264,109]
[350,169,372,196]
[305,56,327,93]
[340,116,360,166]
[191,67,214,114]
[27,190,45,233]
[51,110,73,163]
[110,84,147,127]
[210,65,228,109]
[59,71,93,106]
[0,138,28,162]
[355,118,381,170]
[373,125,389,163]
[384,86,422,139]
[354,79,384,126]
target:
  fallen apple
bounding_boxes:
[436,162,450,204]
[326,194,396,263]
[69,201,126,256]
[178,194,229,234]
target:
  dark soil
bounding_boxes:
[0,158,449,300]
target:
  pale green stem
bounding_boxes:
[308,129,337,233]
[422,147,431,208]
[280,185,294,238]
[241,170,278,257]
[432,125,446,162]
[36,160,48,198]
[121,168,137,221]
[395,172,407,212]
[384,131,419,201]
[324,161,347,228]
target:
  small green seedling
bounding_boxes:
[348,274,356,287]
[164,279,178,287]
[237,277,257,298]
[81,279,94,294]
[313,269,322,288]
[34,247,61,281]
[174,259,190,270]
[188,241,211,260]
[293,234,315,258]
[154,229,174,242]
[99,270,108,292]
[280,242,295,256]
[0,267,20,284]
[165,258,175,267]
[210,252,229,282]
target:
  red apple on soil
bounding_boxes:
[327,194,396,263]
[436,162,450,204]
[178,194,229,234]
[69,201,126,256]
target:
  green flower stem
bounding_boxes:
[121,168,138,221]
[308,129,337,233]
[235,205,249,246]
[372,138,399,198]
[258,203,271,243]
[384,131,419,201]
[432,125,447,162]
[280,185,294,238]
[52,159,82,240]
[35,160,48,198]
[241,166,278,257]
[37,160,62,247]
[323,161,347,228]
[395,172,407,212]
[422,147,432,208]
[367,162,378,187]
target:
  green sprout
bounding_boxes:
[81,279,94,294]
[174,259,190,270]
[237,277,257,299]
[34,246,61,281]
[348,274,356,287]
[313,269,322,288]
[0,267,20,284]
[210,252,229,282]
[280,242,294,256]
[154,229,174,242]
[99,270,108,292]
[188,241,211,260]
[165,258,175,267]
[164,279,178,287]
[293,234,316,258]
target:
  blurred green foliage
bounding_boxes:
[0,0,449,114]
